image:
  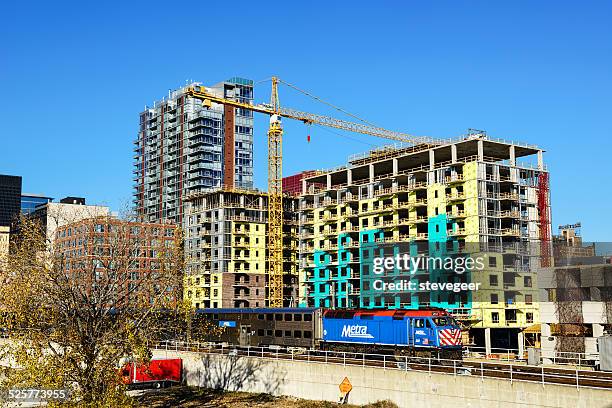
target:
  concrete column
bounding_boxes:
[369,164,374,183]
[326,174,332,190]
[302,179,307,195]
[477,140,484,161]
[518,332,524,358]
[392,158,398,176]
[451,144,457,163]
[509,145,516,166]
[429,149,435,170]
[537,150,544,170]
[485,328,492,356]
[347,169,352,186]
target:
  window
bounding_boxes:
[304,314,312,322]
[526,312,534,323]
[275,314,282,321]
[489,257,497,267]
[491,293,498,304]
[257,329,264,336]
[304,331,312,339]
[492,312,499,323]
[266,314,273,321]
[285,314,293,321]
[257,314,264,320]
[414,319,425,328]
[524,276,532,287]
[294,330,302,338]
[266,329,273,336]
[294,314,302,321]
[284,330,291,337]
[432,317,456,326]
[434,190,438,198]
[489,275,498,286]
[525,294,533,304]
[275,330,282,337]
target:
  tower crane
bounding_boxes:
[185,77,441,307]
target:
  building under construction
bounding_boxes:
[539,224,612,362]
[183,188,299,308]
[297,133,550,349]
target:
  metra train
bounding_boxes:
[194,307,462,360]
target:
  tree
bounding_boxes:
[0,213,190,406]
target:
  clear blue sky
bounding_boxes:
[1,1,611,240]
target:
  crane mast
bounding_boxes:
[267,78,284,307]
[184,78,440,307]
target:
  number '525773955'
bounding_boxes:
[6,388,69,401]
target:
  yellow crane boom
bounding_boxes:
[185,77,440,307]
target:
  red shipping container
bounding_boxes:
[121,358,182,388]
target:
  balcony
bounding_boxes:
[411,199,428,207]
[445,175,464,184]
[448,228,467,237]
[500,228,520,237]
[321,214,338,222]
[409,216,428,224]
[320,199,337,207]
[498,192,519,201]
[446,193,466,202]
[447,210,466,219]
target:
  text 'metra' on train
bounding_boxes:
[194,307,463,360]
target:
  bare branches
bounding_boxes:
[0,214,189,406]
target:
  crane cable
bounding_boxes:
[277,78,379,128]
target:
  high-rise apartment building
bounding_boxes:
[134,78,254,224]
[297,134,550,349]
[183,188,299,309]
[0,175,22,228]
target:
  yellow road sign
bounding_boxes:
[339,377,352,394]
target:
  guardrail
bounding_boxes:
[462,346,600,368]
[151,340,612,390]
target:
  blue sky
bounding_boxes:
[1,1,611,240]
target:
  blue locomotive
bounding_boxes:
[321,309,462,360]
[195,307,462,360]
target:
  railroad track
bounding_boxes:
[155,343,612,390]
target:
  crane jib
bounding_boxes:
[184,88,434,145]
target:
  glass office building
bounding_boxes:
[21,193,53,215]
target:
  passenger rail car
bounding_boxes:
[194,308,320,349]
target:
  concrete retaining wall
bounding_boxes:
[152,349,612,408]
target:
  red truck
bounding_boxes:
[121,358,182,389]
